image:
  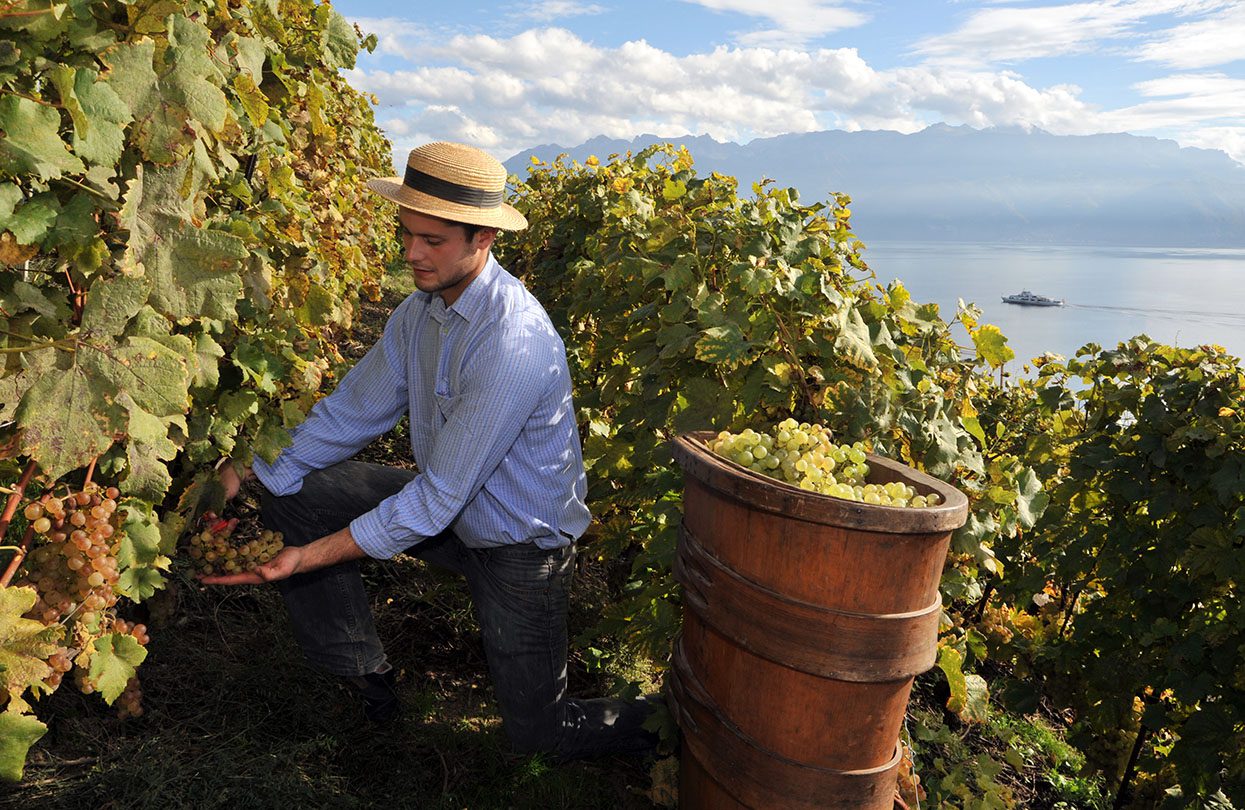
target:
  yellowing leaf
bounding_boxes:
[232,72,270,127]
[972,324,1015,369]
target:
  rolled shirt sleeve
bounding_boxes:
[251,295,414,496]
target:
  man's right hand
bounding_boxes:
[219,461,253,500]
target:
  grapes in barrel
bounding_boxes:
[707,419,945,508]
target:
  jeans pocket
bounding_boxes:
[479,544,564,597]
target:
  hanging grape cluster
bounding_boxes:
[186,514,285,577]
[16,484,125,627]
[709,419,944,507]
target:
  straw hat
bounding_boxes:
[366,142,528,231]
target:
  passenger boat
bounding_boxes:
[1001,290,1064,307]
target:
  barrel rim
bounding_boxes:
[673,431,969,533]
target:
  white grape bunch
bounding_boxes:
[707,418,943,508]
[187,514,285,577]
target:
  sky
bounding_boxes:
[331,0,1245,168]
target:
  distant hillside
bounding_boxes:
[505,126,1245,248]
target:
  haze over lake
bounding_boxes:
[860,242,1245,370]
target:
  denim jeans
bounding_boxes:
[260,460,657,759]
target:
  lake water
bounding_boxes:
[858,242,1245,371]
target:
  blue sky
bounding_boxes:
[332,1,1245,166]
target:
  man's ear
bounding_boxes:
[475,227,499,251]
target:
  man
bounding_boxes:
[206,141,657,759]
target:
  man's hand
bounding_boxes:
[199,526,365,587]
[200,546,304,586]
[219,460,253,500]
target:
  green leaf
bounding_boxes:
[662,179,687,201]
[959,673,990,724]
[833,306,878,371]
[116,567,166,602]
[80,274,152,337]
[103,16,228,162]
[16,354,125,479]
[50,66,131,166]
[972,324,1015,369]
[694,324,752,365]
[1014,466,1048,530]
[87,633,147,704]
[938,644,989,724]
[84,335,190,418]
[191,331,225,389]
[320,8,359,69]
[0,184,21,223]
[0,95,84,181]
[118,509,164,569]
[0,709,47,782]
[961,415,986,446]
[5,192,59,245]
[2,279,60,319]
[119,164,246,320]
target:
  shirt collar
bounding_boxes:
[445,253,498,324]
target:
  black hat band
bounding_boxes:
[403,166,503,208]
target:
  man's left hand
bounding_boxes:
[200,546,304,586]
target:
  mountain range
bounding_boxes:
[505,125,1245,248]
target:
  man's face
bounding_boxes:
[398,208,496,306]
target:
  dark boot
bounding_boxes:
[348,667,401,724]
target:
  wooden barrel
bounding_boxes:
[669,432,969,810]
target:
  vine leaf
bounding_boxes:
[319,7,359,69]
[87,633,147,704]
[972,324,1015,369]
[0,95,84,181]
[103,16,227,162]
[833,305,878,371]
[16,354,125,480]
[80,273,152,337]
[49,66,131,167]
[0,588,61,711]
[0,710,46,783]
[694,324,752,365]
[116,510,170,601]
[120,164,246,320]
[1014,466,1048,529]
[938,645,989,724]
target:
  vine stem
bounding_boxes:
[0,8,54,19]
[764,298,818,411]
[0,460,39,586]
[0,525,36,588]
[0,460,39,540]
[83,456,97,489]
[6,90,60,108]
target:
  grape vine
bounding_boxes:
[0,0,395,778]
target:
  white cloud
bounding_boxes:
[512,1,607,22]
[1135,4,1245,68]
[679,0,868,46]
[349,17,428,60]
[1096,73,1245,129]
[346,25,1243,167]
[1178,126,1245,163]
[914,1,1233,67]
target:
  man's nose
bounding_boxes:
[406,240,423,263]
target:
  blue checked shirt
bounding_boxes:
[251,255,592,559]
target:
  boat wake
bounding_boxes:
[1067,303,1245,322]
